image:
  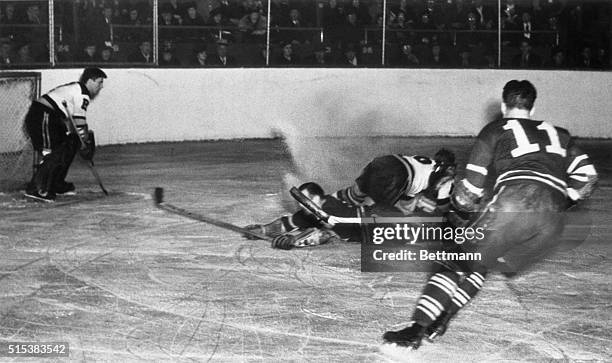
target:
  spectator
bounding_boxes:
[347,0,371,26]
[121,8,147,42]
[390,0,417,25]
[14,42,34,64]
[238,0,262,18]
[593,47,608,70]
[98,5,117,46]
[160,5,180,26]
[322,0,346,46]
[182,3,205,26]
[127,40,153,63]
[160,5,181,41]
[308,43,332,66]
[545,48,566,68]
[124,7,143,26]
[456,47,474,67]
[78,41,99,62]
[54,41,73,63]
[210,39,235,66]
[338,11,363,49]
[395,43,420,67]
[471,0,495,30]
[100,46,114,63]
[191,44,209,66]
[25,4,42,24]
[389,11,413,45]
[456,11,482,49]
[282,8,310,44]
[520,12,534,42]
[276,41,298,65]
[501,0,520,31]
[574,46,597,69]
[206,8,233,43]
[212,0,241,26]
[512,40,542,68]
[164,0,184,24]
[270,0,290,27]
[422,0,444,30]
[0,39,13,65]
[423,43,449,68]
[181,3,205,41]
[238,10,267,43]
[340,43,360,67]
[160,48,181,67]
[3,3,19,24]
[322,0,345,29]
[448,0,470,30]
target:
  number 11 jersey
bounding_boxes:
[462,118,595,199]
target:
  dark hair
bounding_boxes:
[434,148,456,166]
[79,67,107,83]
[502,80,537,110]
[298,182,325,197]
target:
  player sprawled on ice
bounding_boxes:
[382,80,598,350]
[24,67,106,202]
[244,149,457,249]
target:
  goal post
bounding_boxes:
[0,72,41,192]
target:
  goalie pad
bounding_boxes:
[271,228,340,250]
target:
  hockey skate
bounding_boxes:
[382,322,427,350]
[54,181,76,196]
[425,311,452,341]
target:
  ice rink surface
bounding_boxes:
[0,137,610,362]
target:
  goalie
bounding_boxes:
[244,182,365,249]
[24,67,106,202]
[246,149,457,249]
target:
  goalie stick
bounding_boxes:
[62,101,108,196]
[153,187,272,241]
[289,187,444,225]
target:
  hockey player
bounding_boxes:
[24,67,106,202]
[382,80,598,349]
[244,182,363,249]
[246,149,456,249]
[334,148,457,216]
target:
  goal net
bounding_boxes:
[0,72,40,191]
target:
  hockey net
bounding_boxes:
[0,72,40,192]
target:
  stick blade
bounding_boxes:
[153,187,164,204]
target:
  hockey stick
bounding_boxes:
[62,101,108,195]
[289,187,444,225]
[153,187,272,241]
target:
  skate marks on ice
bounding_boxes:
[1,139,611,361]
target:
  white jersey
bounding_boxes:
[43,82,91,127]
[402,155,437,197]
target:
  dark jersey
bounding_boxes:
[280,195,363,241]
[463,118,596,199]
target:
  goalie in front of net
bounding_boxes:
[244,149,457,249]
[24,67,106,202]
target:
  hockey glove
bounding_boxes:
[271,228,341,250]
[451,179,480,213]
[79,130,96,161]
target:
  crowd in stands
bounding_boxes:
[0,0,609,69]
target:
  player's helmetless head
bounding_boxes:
[298,182,325,211]
[80,67,107,99]
[502,80,536,117]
